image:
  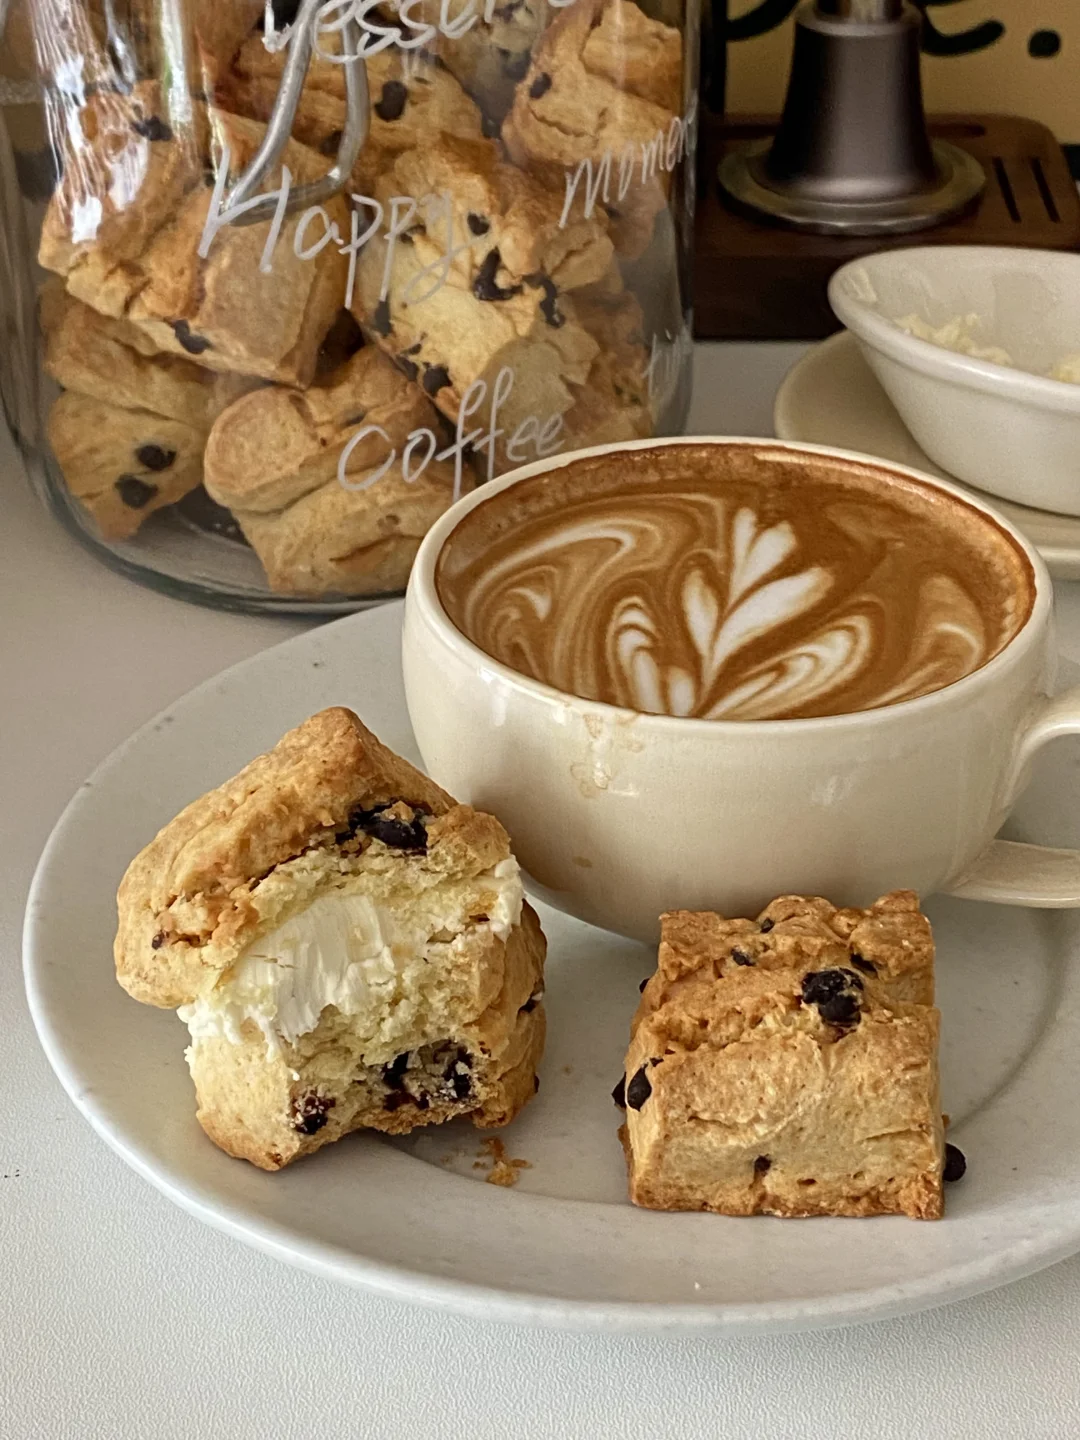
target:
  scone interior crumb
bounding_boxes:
[178,817,522,1066]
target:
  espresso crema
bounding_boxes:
[435,445,1035,722]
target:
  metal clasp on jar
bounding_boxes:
[225,0,369,225]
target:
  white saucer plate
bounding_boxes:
[23,605,1080,1333]
[775,330,1080,581]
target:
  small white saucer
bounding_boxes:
[775,331,1080,581]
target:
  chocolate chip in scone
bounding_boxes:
[344,412,367,427]
[754,1155,772,1174]
[524,273,563,328]
[611,1076,626,1108]
[534,1074,540,1093]
[850,953,878,976]
[292,1091,334,1135]
[529,72,552,99]
[638,976,650,993]
[443,1048,473,1101]
[374,80,408,122]
[760,917,775,933]
[731,947,754,967]
[13,145,58,202]
[349,800,429,851]
[383,1090,411,1111]
[115,475,158,509]
[319,128,344,157]
[382,1052,410,1087]
[151,931,166,950]
[943,1143,967,1183]
[135,444,176,472]
[521,990,543,1013]
[397,354,419,382]
[131,115,172,142]
[171,319,211,355]
[801,968,863,1027]
[473,248,523,302]
[422,364,450,396]
[625,1067,652,1110]
[372,298,392,337]
[501,48,531,82]
[467,212,490,237]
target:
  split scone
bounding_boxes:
[617,892,945,1220]
[114,708,546,1169]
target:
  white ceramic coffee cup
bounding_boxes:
[403,437,1080,942]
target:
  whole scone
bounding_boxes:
[39,86,347,386]
[503,0,684,259]
[618,892,945,1220]
[204,347,462,597]
[115,708,546,1169]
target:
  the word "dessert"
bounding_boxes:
[337,364,565,500]
[266,0,583,60]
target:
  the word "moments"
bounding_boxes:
[560,92,698,229]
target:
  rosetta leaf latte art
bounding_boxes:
[436,448,1033,722]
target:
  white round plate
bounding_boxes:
[775,330,1080,581]
[24,604,1080,1333]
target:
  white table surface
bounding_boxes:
[6,342,1080,1440]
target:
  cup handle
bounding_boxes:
[946,685,1080,907]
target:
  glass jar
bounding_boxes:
[1,0,698,612]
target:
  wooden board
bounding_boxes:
[693,113,1080,340]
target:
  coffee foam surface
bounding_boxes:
[435,444,1035,721]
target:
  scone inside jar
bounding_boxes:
[20,0,694,608]
[114,709,546,1169]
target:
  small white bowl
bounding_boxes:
[828,246,1080,516]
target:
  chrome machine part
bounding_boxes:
[718,0,985,236]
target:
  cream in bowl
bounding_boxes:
[403,438,1080,942]
[828,247,1080,517]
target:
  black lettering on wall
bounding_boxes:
[911,2,1005,57]
[720,0,1007,57]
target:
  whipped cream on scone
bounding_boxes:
[114,708,546,1170]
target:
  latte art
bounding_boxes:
[436,445,1034,721]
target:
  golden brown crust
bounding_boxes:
[646,890,934,1011]
[622,893,944,1221]
[115,708,457,1008]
